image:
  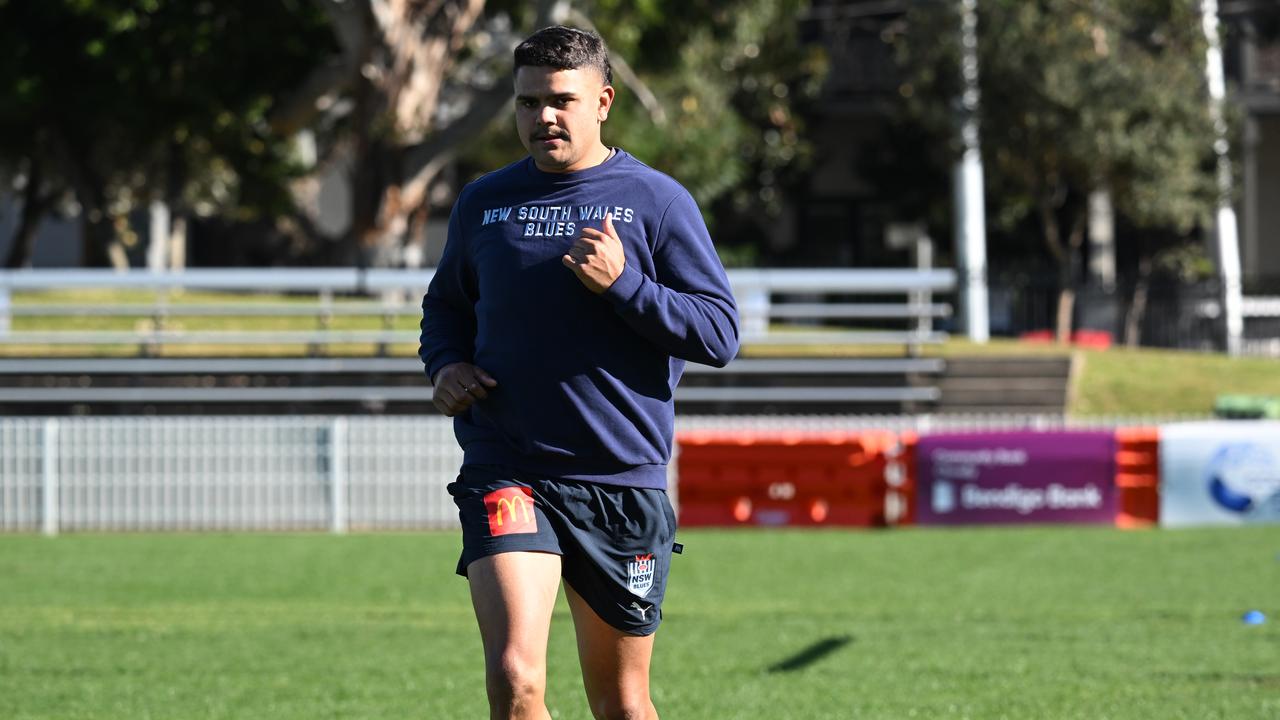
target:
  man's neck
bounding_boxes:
[581,143,613,169]
[540,143,613,174]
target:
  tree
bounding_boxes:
[1,0,825,268]
[455,0,826,263]
[286,0,824,267]
[894,0,1219,341]
[0,0,334,268]
[271,0,566,266]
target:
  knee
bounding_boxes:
[591,694,656,720]
[485,651,545,709]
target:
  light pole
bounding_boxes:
[1201,0,1244,356]
[953,0,990,342]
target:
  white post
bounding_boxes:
[739,285,770,339]
[953,0,990,343]
[915,233,934,338]
[329,418,348,534]
[148,201,170,272]
[1087,188,1116,289]
[42,418,59,537]
[1201,0,1244,356]
[168,216,187,272]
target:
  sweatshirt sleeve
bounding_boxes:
[418,195,477,382]
[600,190,740,367]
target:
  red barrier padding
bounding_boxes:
[1114,427,1160,528]
[675,431,897,528]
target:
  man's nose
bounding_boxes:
[538,105,557,124]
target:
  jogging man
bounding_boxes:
[419,26,739,720]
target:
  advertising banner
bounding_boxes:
[916,431,1117,525]
[1159,421,1280,528]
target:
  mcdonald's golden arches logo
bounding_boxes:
[484,486,537,536]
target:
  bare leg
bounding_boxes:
[467,552,563,720]
[564,583,659,720]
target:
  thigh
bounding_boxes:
[467,551,563,675]
[564,581,657,705]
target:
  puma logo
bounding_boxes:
[630,602,652,621]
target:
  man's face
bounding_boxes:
[514,66,614,173]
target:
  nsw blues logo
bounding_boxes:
[626,553,656,597]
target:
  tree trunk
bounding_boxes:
[346,0,487,268]
[1039,195,1087,345]
[1054,287,1075,344]
[1054,210,1086,343]
[1124,257,1153,348]
[54,131,117,268]
[166,140,189,270]
[77,192,114,268]
[402,200,430,268]
[1038,197,1069,343]
[347,84,394,266]
[4,159,50,269]
[325,0,558,268]
[168,215,187,271]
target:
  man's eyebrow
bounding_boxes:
[515,92,578,102]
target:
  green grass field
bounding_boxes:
[2,527,1278,719]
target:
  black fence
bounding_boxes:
[988,277,1280,353]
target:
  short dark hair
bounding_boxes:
[514,26,612,85]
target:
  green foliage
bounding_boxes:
[1152,241,1216,282]
[894,0,1218,240]
[3,1,822,262]
[601,0,826,220]
[458,0,827,231]
[0,1,336,223]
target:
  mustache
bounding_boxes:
[532,130,569,141]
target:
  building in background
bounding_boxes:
[781,0,916,270]
[1230,2,1280,289]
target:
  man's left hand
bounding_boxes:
[563,213,625,294]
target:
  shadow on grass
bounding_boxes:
[766,635,854,673]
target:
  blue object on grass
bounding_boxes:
[1242,610,1266,625]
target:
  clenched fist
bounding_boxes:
[432,362,498,417]
[563,213,626,294]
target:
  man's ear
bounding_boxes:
[598,85,615,123]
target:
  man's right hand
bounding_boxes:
[432,362,498,417]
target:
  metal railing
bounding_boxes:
[0,267,955,353]
[1,416,463,534]
[0,355,948,407]
[0,413,1201,535]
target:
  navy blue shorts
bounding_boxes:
[447,464,679,636]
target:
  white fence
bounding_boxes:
[0,413,1202,535]
[1,416,462,534]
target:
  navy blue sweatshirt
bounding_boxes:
[419,149,739,489]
